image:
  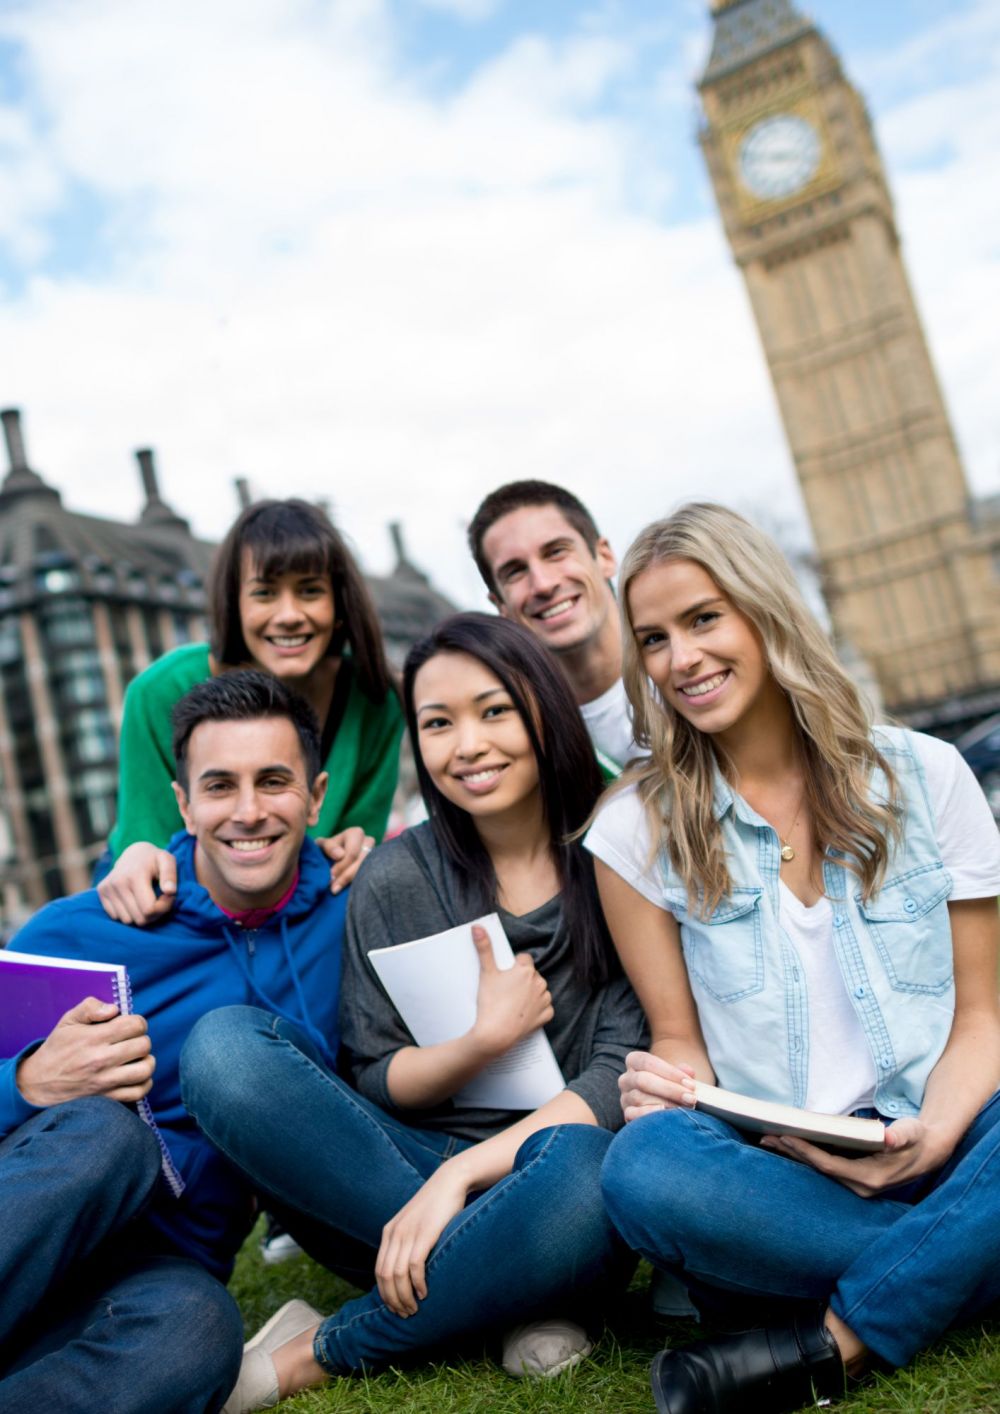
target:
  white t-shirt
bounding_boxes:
[779,883,876,1112]
[579,677,640,772]
[586,731,1000,1115]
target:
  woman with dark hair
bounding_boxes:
[179,612,645,1409]
[399,612,614,987]
[98,498,403,914]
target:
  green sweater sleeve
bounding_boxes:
[315,680,405,843]
[108,644,212,857]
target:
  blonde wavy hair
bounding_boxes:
[618,503,900,913]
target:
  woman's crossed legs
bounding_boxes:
[182,1005,626,1376]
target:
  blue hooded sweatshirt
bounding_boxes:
[0,832,345,1279]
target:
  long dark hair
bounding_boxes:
[403,613,616,989]
[209,498,392,701]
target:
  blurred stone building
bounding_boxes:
[698,0,1000,731]
[0,408,452,925]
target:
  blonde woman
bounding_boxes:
[587,504,1000,1413]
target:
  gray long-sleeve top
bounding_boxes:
[339,822,648,1143]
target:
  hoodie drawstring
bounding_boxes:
[220,920,333,1063]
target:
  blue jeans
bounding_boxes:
[600,1094,1000,1368]
[0,1096,243,1414]
[181,1004,627,1374]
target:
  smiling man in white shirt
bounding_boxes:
[468,481,638,775]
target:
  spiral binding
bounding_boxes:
[114,969,186,1198]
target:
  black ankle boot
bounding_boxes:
[650,1314,844,1413]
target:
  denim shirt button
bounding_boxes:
[659,748,952,1121]
[885,1101,899,1113]
[904,898,918,913]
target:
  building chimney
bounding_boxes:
[388,521,428,583]
[0,408,60,504]
[136,448,160,503]
[134,446,189,531]
[1,409,28,471]
[234,477,252,511]
[390,521,407,566]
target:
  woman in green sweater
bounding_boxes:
[98,498,404,920]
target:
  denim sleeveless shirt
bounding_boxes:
[658,727,953,1118]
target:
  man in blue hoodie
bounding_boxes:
[0,670,347,1414]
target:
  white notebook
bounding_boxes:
[368,912,565,1110]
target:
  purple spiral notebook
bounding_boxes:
[0,949,185,1197]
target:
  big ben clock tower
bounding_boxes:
[698,0,1000,722]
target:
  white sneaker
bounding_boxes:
[223,1299,322,1414]
[259,1229,304,1266]
[501,1317,593,1377]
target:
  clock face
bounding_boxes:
[738,114,821,200]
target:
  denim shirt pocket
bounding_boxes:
[668,885,766,1004]
[856,862,954,995]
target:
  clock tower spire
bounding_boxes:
[697,1,1000,722]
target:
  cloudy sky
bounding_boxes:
[2,0,998,607]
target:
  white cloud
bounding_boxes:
[0,104,63,266]
[1,0,997,611]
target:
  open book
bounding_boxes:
[368,912,566,1110]
[0,950,185,1195]
[694,1082,886,1153]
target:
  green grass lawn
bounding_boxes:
[229,1225,1000,1413]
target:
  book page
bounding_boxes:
[368,912,566,1110]
[1,950,129,973]
[693,1082,886,1153]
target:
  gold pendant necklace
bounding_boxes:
[779,797,804,863]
